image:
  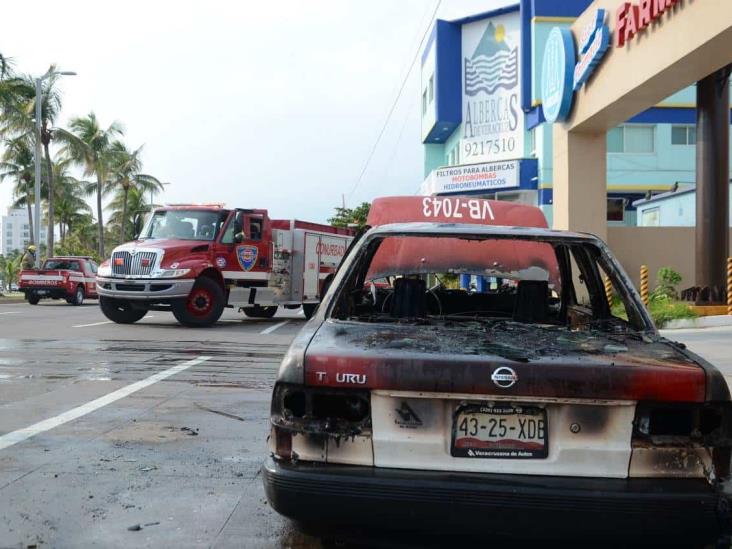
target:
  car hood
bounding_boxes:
[302,320,708,402]
[116,239,212,264]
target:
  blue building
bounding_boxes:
[419,0,732,226]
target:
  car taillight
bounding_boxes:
[272,383,371,431]
[273,426,292,459]
[631,402,732,481]
[270,383,373,465]
[634,403,725,439]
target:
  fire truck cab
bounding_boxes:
[96,205,353,327]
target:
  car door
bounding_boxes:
[216,210,270,282]
[84,260,98,296]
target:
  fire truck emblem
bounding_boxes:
[236,245,258,271]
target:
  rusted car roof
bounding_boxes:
[365,222,600,241]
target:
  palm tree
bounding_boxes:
[105,142,164,243]
[0,68,63,257]
[52,157,92,242]
[0,137,36,243]
[107,186,154,243]
[55,112,123,258]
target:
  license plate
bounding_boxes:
[451,404,548,459]
[36,290,48,295]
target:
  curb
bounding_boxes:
[0,299,26,305]
[662,315,732,330]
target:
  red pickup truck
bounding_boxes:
[19,256,99,305]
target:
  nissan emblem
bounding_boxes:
[491,366,518,389]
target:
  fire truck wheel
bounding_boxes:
[27,294,40,305]
[172,277,225,327]
[243,306,277,319]
[70,285,85,306]
[302,303,318,319]
[99,296,148,324]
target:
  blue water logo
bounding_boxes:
[464,22,518,97]
[237,245,258,271]
[540,27,576,124]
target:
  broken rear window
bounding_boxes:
[330,233,648,333]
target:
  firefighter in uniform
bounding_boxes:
[20,245,37,270]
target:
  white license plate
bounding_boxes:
[451,404,548,459]
[35,290,48,295]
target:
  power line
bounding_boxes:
[347,0,442,200]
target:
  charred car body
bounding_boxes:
[263,197,732,545]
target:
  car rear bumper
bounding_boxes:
[20,286,68,299]
[262,457,731,543]
[96,276,194,300]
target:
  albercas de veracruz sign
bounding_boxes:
[461,12,524,164]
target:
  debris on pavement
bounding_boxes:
[195,402,246,422]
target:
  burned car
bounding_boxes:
[263,197,732,545]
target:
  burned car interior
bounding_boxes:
[330,233,647,333]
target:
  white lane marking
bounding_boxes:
[0,312,21,315]
[72,321,113,328]
[0,356,211,452]
[260,320,289,335]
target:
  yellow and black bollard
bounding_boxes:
[640,265,649,307]
[604,275,613,307]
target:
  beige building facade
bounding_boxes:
[550,0,732,240]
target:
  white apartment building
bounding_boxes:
[1,208,47,256]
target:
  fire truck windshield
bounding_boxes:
[141,209,226,241]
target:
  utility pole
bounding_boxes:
[33,77,42,267]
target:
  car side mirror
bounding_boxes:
[234,232,245,244]
[133,214,143,239]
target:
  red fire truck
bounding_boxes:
[96,205,354,327]
[19,256,99,305]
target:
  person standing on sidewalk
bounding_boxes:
[20,245,37,270]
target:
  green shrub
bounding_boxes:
[651,266,683,301]
[648,297,698,327]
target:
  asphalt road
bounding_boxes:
[0,300,314,549]
[0,299,731,548]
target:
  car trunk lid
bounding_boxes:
[303,320,705,403]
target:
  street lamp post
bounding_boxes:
[33,68,76,267]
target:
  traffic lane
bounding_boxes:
[0,331,313,547]
[0,301,307,340]
[0,338,287,433]
[0,373,309,547]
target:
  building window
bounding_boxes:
[607,125,655,153]
[671,125,696,145]
[428,75,434,103]
[607,198,625,221]
[529,127,536,156]
[422,90,428,115]
[641,207,660,226]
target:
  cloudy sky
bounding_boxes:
[0,0,505,224]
